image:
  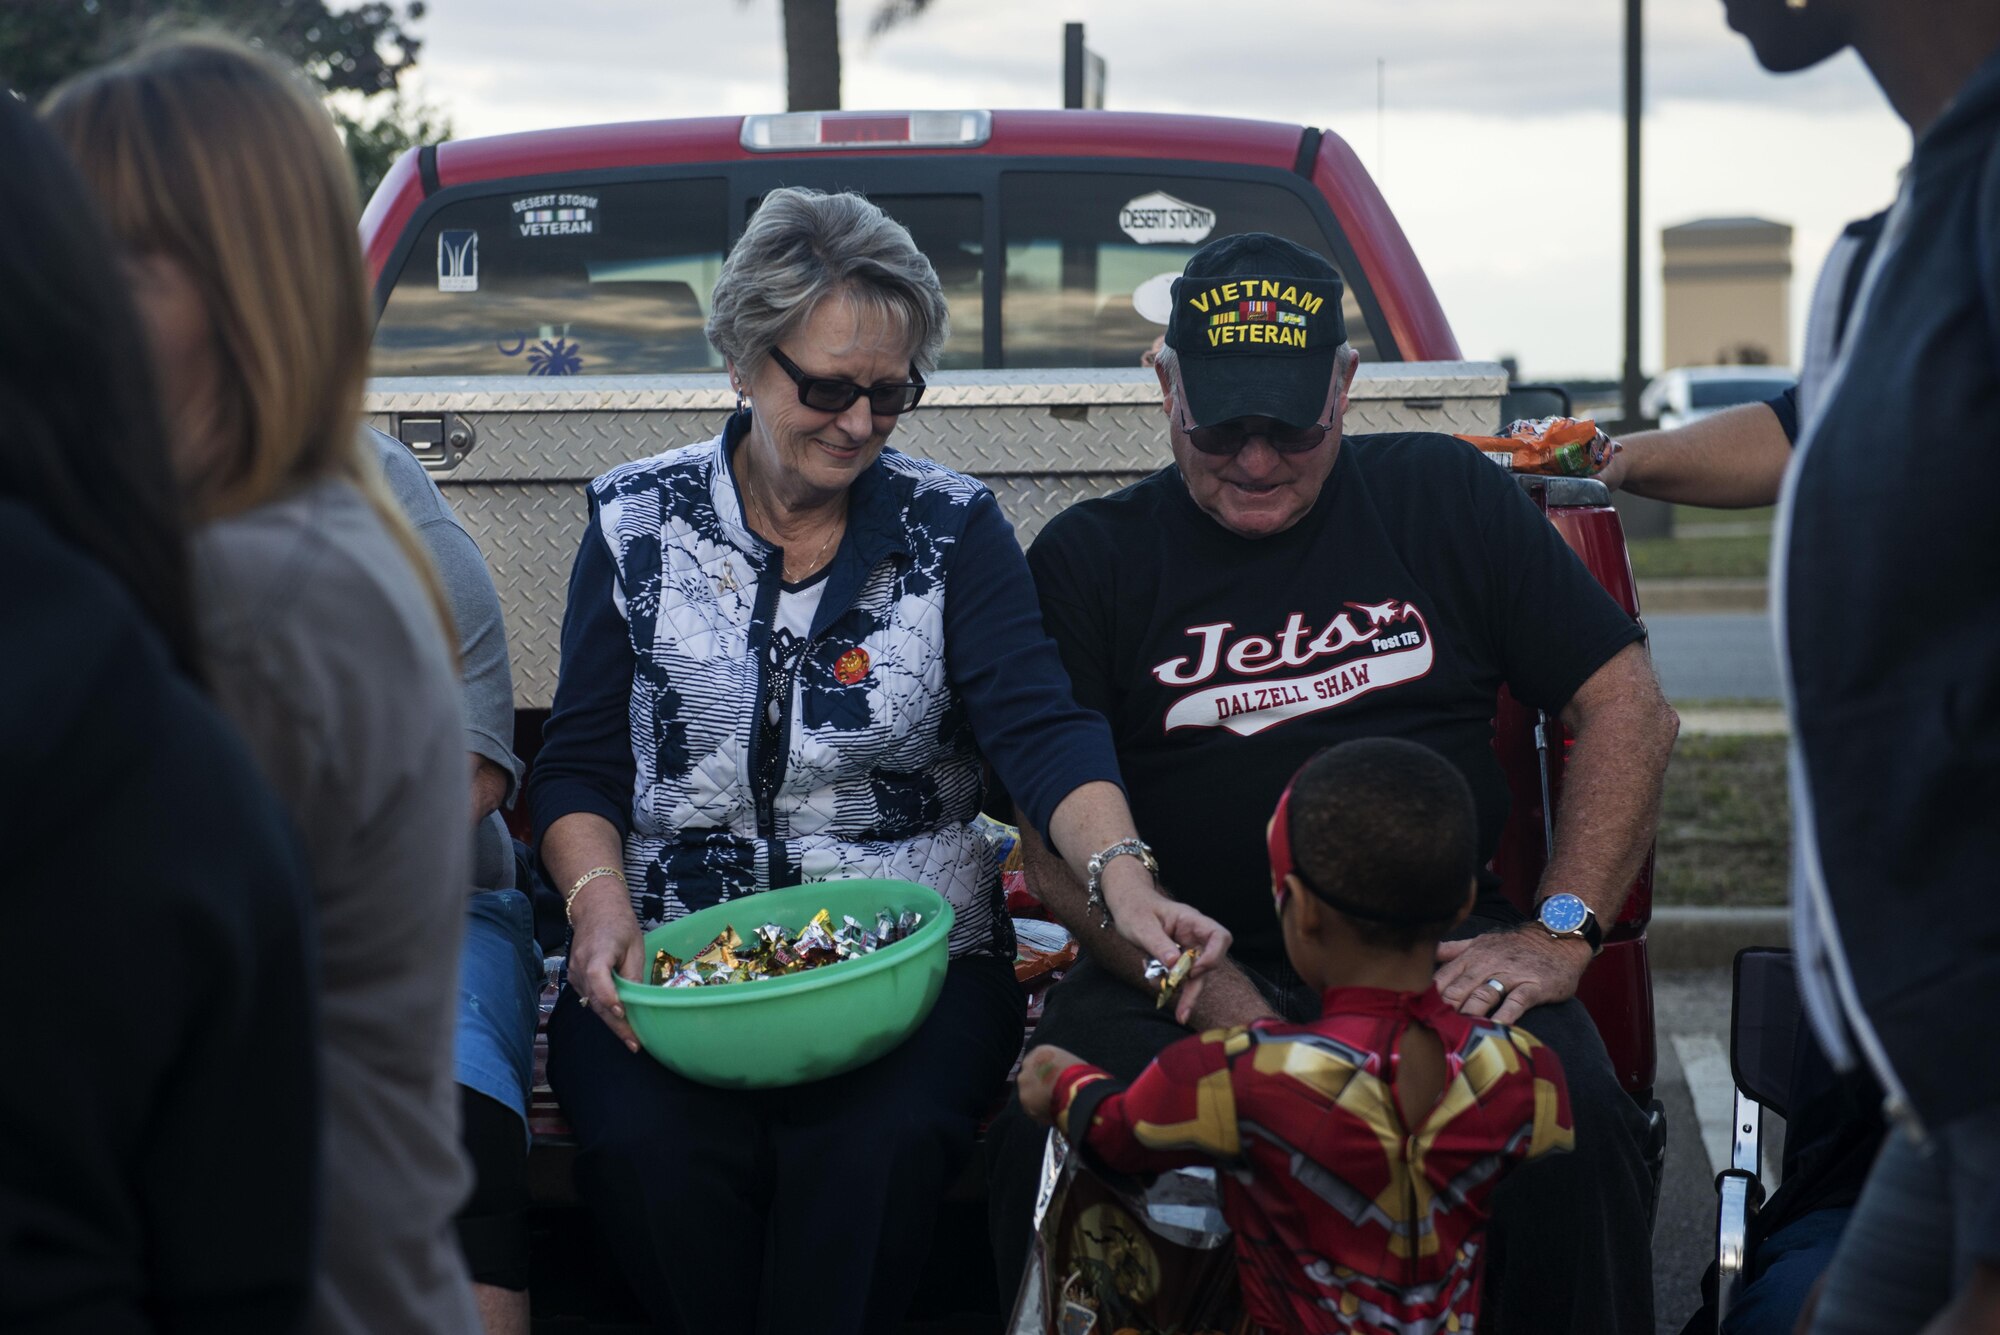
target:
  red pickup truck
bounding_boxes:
[359,107,1663,1327]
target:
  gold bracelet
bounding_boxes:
[564,865,625,922]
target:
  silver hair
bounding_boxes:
[705,187,949,377]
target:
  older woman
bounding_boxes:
[532,187,1227,1330]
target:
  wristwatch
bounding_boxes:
[1535,892,1602,955]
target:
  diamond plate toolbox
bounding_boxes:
[367,362,1505,708]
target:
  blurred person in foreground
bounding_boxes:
[0,90,317,1334]
[46,35,480,1335]
[531,185,1228,1333]
[1693,2,2000,1332]
[369,426,538,1335]
[986,232,1679,1335]
[1601,227,1893,1335]
[1020,738,1574,1334]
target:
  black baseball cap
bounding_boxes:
[1164,233,1348,429]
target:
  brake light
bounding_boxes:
[740,110,991,151]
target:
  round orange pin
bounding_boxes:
[834,646,870,685]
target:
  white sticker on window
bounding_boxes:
[512,193,598,238]
[1118,191,1215,246]
[1131,271,1179,325]
[437,229,478,292]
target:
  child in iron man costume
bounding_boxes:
[1019,738,1574,1335]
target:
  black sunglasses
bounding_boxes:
[1175,405,1332,456]
[769,347,926,416]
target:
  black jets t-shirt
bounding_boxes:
[1027,432,1645,970]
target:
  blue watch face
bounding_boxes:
[1540,894,1589,934]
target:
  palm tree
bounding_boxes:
[774,0,935,111]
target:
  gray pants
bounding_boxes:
[1811,1106,2000,1333]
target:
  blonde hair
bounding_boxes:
[43,32,455,649]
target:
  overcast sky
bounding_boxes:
[397,0,1912,379]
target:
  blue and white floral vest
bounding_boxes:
[588,416,1006,958]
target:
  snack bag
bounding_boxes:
[1008,1131,1252,1335]
[1015,917,1080,986]
[1457,415,1619,477]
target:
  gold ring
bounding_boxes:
[579,993,592,1009]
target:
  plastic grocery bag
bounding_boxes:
[1008,1129,1254,1335]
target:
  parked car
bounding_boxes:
[1641,364,1798,430]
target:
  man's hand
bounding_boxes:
[1435,924,1591,1026]
[1017,1043,1087,1127]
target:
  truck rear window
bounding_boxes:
[999,172,1377,367]
[372,178,730,377]
[371,168,1377,375]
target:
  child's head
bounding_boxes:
[1268,738,1478,973]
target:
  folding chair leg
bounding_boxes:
[1715,1088,1764,1327]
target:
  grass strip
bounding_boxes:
[1652,733,1789,908]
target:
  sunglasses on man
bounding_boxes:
[1170,364,1341,456]
[770,347,927,416]
[1176,410,1333,456]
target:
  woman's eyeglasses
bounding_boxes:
[1176,406,1332,456]
[769,347,926,416]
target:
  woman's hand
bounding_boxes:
[568,878,645,1053]
[1017,1044,1087,1126]
[1101,862,1233,1025]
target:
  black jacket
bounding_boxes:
[1782,44,2000,1133]
[0,503,319,1334]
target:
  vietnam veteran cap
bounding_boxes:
[1164,233,1347,430]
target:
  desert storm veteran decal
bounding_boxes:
[1152,600,1434,737]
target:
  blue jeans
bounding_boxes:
[1812,1107,2000,1333]
[452,888,542,1129]
[1723,1208,1853,1335]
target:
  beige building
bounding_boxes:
[1661,217,1793,369]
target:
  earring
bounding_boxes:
[734,386,747,413]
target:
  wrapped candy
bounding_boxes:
[641,902,925,988]
[650,948,685,986]
[1144,948,1198,1011]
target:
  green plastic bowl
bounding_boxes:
[611,879,953,1089]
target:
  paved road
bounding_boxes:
[1646,612,1781,702]
[1652,967,1792,1335]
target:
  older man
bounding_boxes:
[987,233,1678,1333]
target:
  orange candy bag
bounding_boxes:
[1457,415,1619,478]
